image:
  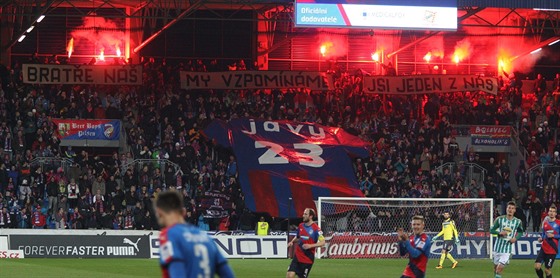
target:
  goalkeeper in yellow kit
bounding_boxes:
[433,211,459,269]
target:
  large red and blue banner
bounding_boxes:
[52,119,120,141]
[203,119,368,217]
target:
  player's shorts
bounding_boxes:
[536,249,556,269]
[288,258,313,278]
[442,240,454,251]
[493,253,511,266]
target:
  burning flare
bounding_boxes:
[452,39,472,64]
[371,52,380,62]
[497,58,512,74]
[98,48,105,61]
[319,41,334,57]
[66,38,74,58]
[497,49,513,74]
[423,52,432,63]
[116,43,121,57]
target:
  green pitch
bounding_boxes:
[0,258,536,277]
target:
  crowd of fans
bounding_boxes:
[0,55,558,232]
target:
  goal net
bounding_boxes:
[317,197,493,259]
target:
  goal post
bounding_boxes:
[317,197,494,260]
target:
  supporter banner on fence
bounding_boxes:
[52,119,120,141]
[180,71,332,90]
[22,64,142,85]
[9,235,151,258]
[470,125,511,146]
[363,75,499,95]
[471,137,511,146]
[199,190,233,218]
[203,118,369,217]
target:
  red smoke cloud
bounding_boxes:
[452,38,472,64]
[70,15,124,60]
[317,34,348,59]
[454,36,544,74]
[421,34,444,59]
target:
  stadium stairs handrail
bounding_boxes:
[527,163,555,173]
[119,158,183,178]
[435,162,487,186]
[527,163,560,189]
[511,126,529,168]
[30,156,74,173]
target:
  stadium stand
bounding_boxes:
[0,56,557,232]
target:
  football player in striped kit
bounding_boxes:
[398,215,432,278]
[490,201,524,278]
[287,208,325,278]
[535,204,560,278]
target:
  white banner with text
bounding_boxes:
[22,64,142,85]
[363,75,498,95]
[180,71,332,91]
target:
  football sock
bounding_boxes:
[494,274,501,278]
[439,253,445,266]
[546,274,552,278]
[536,268,544,278]
[447,253,457,264]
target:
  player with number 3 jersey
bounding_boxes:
[156,191,235,278]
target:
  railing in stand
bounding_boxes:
[435,162,487,186]
[30,157,74,173]
[527,163,560,188]
[119,159,183,184]
[511,126,529,167]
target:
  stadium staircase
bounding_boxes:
[30,157,74,173]
[509,127,529,189]
[435,162,487,188]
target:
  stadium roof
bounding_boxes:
[2,0,560,10]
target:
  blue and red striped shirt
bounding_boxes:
[399,233,431,278]
[541,219,560,254]
[294,222,324,264]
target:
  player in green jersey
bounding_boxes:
[490,201,524,278]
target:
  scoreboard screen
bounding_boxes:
[295,0,457,30]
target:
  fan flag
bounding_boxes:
[203,118,369,217]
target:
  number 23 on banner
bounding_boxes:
[255,141,325,168]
